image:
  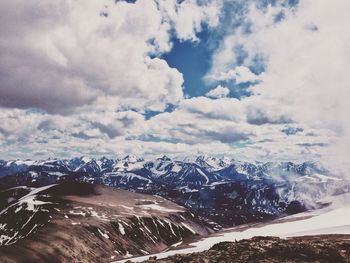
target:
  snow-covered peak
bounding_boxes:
[8,159,37,167]
[157,155,172,162]
[113,155,145,172]
[182,156,197,163]
[195,155,232,171]
[144,156,174,177]
[122,154,139,163]
[0,156,336,188]
[99,156,115,164]
[80,156,91,163]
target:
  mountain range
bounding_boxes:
[0,155,346,228]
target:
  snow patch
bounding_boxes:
[118,223,125,235]
[181,222,196,234]
[116,203,350,263]
[196,168,209,183]
[98,228,109,239]
[139,203,180,213]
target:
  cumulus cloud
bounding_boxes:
[0,0,222,114]
[159,0,223,41]
[205,85,230,98]
[207,66,260,84]
[178,97,244,122]
[0,0,348,164]
[90,122,123,139]
[0,100,335,161]
[208,0,350,166]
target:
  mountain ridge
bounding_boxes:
[0,155,345,228]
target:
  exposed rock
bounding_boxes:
[138,236,350,263]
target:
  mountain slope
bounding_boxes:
[116,192,350,262]
[0,183,212,263]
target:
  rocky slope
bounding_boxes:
[0,183,212,263]
[135,235,350,263]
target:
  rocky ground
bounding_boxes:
[133,235,350,263]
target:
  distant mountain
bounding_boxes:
[0,156,346,227]
[194,155,232,171]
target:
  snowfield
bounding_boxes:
[116,194,350,263]
[139,203,181,213]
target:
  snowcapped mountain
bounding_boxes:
[0,159,37,177]
[65,156,91,171]
[0,155,331,182]
[0,155,346,227]
[113,155,145,172]
[194,155,232,171]
[144,156,174,177]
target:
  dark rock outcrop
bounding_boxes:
[137,236,350,263]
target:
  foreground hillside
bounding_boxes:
[0,183,211,262]
[115,192,350,262]
[133,236,350,263]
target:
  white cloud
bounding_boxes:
[208,0,350,167]
[205,85,230,98]
[207,66,260,84]
[0,0,221,114]
[1,0,348,164]
[0,98,335,162]
[158,0,222,42]
[209,35,237,75]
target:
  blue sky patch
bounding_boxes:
[162,30,213,97]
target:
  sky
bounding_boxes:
[0,0,350,168]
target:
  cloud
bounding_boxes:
[205,85,230,98]
[208,0,350,168]
[0,0,225,114]
[207,66,260,84]
[144,97,257,146]
[90,122,123,139]
[71,132,95,140]
[246,106,293,126]
[178,97,244,122]
[0,101,335,162]
[0,0,347,165]
[297,143,328,147]
[0,128,10,137]
[159,0,223,41]
[37,120,60,132]
[281,127,304,136]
